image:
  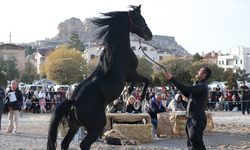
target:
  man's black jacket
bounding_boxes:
[169,78,209,120]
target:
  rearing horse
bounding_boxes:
[47,5,152,150]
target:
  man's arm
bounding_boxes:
[169,77,206,95]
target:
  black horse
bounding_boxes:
[47,5,152,150]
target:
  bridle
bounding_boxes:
[127,11,168,73]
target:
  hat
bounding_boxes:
[162,87,166,90]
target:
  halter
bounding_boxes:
[127,11,168,73]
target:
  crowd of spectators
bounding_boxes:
[207,82,250,115]
[2,85,74,114]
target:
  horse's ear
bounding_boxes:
[134,5,141,14]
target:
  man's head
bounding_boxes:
[155,92,163,103]
[196,67,211,80]
[242,81,246,87]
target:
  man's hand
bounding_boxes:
[116,111,122,114]
[113,99,118,105]
[182,108,186,111]
[165,72,172,80]
[166,109,170,112]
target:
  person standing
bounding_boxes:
[5,80,23,134]
[239,81,249,115]
[166,67,211,150]
[0,86,5,133]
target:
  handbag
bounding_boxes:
[6,99,15,107]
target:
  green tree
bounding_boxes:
[152,77,161,86]
[25,61,38,83]
[153,57,192,87]
[67,33,85,52]
[221,68,233,81]
[176,70,193,86]
[5,55,19,80]
[225,75,238,90]
[192,53,203,63]
[42,45,86,84]
[0,72,7,88]
[188,60,224,84]
[234,67,250,82]
[137,57,154,80]
[25,46,37,57]
[19,72,31,83]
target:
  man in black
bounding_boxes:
[166,67,211,150]
[239,82,249,115]
[0,86,5,133]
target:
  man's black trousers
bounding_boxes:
[186,118,207,150]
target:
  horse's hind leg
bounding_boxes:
[80,128,104,150]
[61,126,79,150]
[61,111,80,150]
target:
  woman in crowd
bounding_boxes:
[52,95,59,112]
[5,80,22,134]
[31,95,40,113]
[45,95,52,113]
[39,97,47,113]
[224,94,230,111]
[125,95,138,113]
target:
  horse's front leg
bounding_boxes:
[128,82,135,95]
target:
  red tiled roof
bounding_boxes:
[201,52,223,58]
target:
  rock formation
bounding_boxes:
[46,17,189,56]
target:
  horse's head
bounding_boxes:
[128,5,153,41]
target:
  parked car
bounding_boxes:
[44,81,56,86]
[24,84,43,92]
[19,83,25,90]
[53,85,71,92]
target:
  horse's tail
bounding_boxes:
[47,99,74,150]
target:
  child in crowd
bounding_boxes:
[25,99,32,113]
[39,97,47,113]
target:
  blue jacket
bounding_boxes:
[147,97,166,119]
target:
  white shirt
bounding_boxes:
[39,92,46,99]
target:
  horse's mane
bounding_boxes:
[91,6,138,74]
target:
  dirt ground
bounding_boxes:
[0,112,250,150]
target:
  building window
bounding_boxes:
[240,60,242,64]
[226,61,228,65]
[90,54,95,59]
[219,61,221,65]
[208,60,211,64]
[247,53,249,55]
[214,60,217,64]
[235,60,237,64]
[222,61,224,64]
[131,46,136,50]
[159,56,163,60]
[143,47,147,51]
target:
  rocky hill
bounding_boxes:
[45,17,189,56]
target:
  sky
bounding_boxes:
[0,0,249,55]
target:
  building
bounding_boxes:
[34,48,54,76]
[201,50,222,65]
[217,46,250,73]
[0,44,25,71]
[83,40,172,62]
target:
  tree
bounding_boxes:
[42,45,86,84]
[0,53,6,72]
[188,60,224,84]
[25,61,38,83]
[221,68,234,81]
[19,72,31,83]
[4,55,19,80]
[67,33,85,52]
[25,46,37,57]
[192,53,203,63]
[137,57,154,80]
[48,58,83,85]
[153,57,192,87]
[234,67,250,82]
[0,72,7,88]
[225,75,238,90]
